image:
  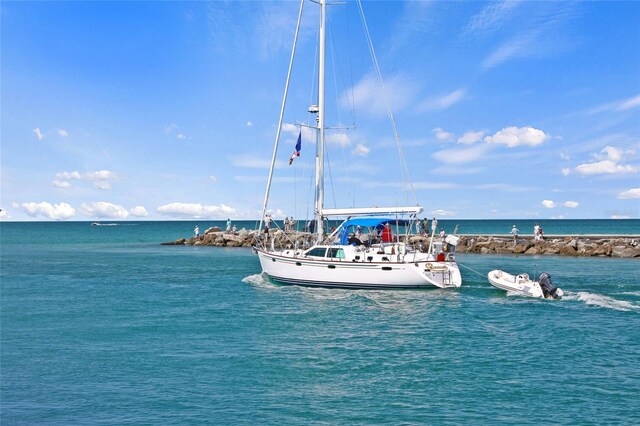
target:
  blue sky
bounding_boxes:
[1,0,639,221]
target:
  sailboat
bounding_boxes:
[254,0,462,289]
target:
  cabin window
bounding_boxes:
[306,247,327,257]
[328,248,345,259]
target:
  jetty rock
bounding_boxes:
[455,235,639,258]
[162,231,640,259]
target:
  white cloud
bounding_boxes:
[165,123,178,133]
[54,170,119,190]
[20,202,76,220]
[94,181,112,190]
[433,128,453,141]
[564,201,579,208]
[596,146,623,162]
[413,182,460,190]
[586,94,640,114]
[52,180,72,188]
[575,160,638,176]
[282,122,315,142]
[352,144,370,157]
[420,88,466,111]
[129,206,149,217]
[177,133,187,140]
[458,131,484,145]
[617,188,640,199]
[484,126,550,148]
[476,183,536,193]
[209,176,218,183]
[33,128,44,141]
[157,202,236,219]
[56,171,82,180]
[81,202,129,219]
[617,94,640,110]
[86,170,118,189]
[326,133,350,147]
[246,121,253,127]
[541,200,555,209]
[561,168,571,176]
[482,34,536,70]
[432,143,492,165]
[574,146,638,175]
[58,129,69,137]
[346,73,417,117]
[0,209,10,219]
[464,1,521,36]
[430,209,456,217]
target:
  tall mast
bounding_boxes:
[314,0,326,240]
[258,0,305,236]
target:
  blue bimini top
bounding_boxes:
[336,217,411,245]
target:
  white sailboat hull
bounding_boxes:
[257,247,461,289]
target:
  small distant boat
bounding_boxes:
[487,270,563,299]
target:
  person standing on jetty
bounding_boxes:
[194,225,200,238]
[534,223,541,241]
[226,218,231,232]
[510,224,519,244]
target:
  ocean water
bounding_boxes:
[1,221,639,424]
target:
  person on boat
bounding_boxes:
[439,228,446,242]
[355,226,362,240]
[308,219,315,234]
[381,223,393,243]
[264,214,272,234]
[422,218,429,236]
[510,225,519,244]
[194,225,200,238]
[348,233,363,246]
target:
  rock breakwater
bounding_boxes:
[162,228,640,259]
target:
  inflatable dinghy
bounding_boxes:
[487,270,563,299]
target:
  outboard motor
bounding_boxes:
[538,272,560,299]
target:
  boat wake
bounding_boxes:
[242,274,459,311]
[242,273,279,289]
[563,291,640,312]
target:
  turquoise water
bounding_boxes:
[2,221,639,424]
